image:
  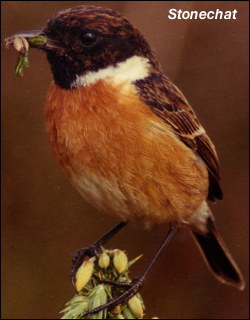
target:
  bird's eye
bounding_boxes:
[81,32,97,46]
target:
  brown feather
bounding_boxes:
[45,81,209,227]
[135,72,223,200]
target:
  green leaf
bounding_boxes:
[28,35,47,46]
[122,307,136,319]
[128,255,143,268]
[60,301,88,319]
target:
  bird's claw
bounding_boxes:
[83,276,144,317]
[70,244,97,287]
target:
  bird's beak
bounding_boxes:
[5,29,65,54]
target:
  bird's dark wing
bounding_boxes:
[135,72,223,201]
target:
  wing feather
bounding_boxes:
[135,72,223,201]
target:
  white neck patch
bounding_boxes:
[71,55,150,88]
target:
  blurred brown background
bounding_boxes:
[2,1,248,319]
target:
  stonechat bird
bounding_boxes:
[6,4,245,315]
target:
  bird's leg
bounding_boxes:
[70,221,127,287]
[83,225,179,317]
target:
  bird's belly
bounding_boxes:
[70,170,164,225]
[45,82,208,227]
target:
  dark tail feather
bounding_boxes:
[192,216,245,290]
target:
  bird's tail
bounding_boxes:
[191,214,245,290]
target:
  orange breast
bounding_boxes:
[45,80,208,227]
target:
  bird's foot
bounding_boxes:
[70,244,99,288]
[82,276,145,317]
[70,222,127,290]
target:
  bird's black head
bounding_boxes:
[38,5,158,89]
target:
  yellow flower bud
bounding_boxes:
[113,249,128,273]
[112,304,121,314]
[128,295,144,318]
[98,252,110,269]
[75,259,94,292]
[116,314,125,319]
